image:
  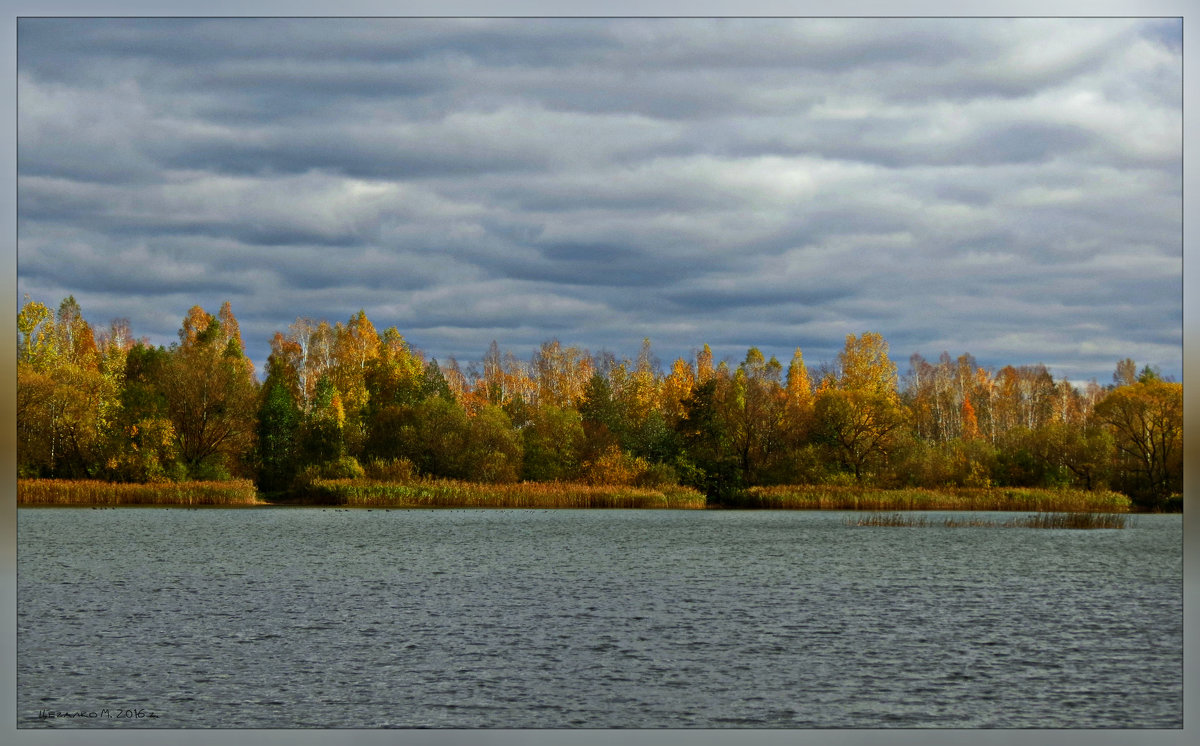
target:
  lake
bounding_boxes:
[17,507,1182,728]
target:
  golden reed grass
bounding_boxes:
[302,478,707,509]
[848,511,1129,529]
[18,479,262,506]
[16,478,1131,515]
[746,485,1131,513]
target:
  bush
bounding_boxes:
[463,405,523,484]
[521,405,584,482]
[581,445,646,486]
[822,471,860,487]
[189,458,232,482]
[325,455,365,479]
[635,461,678,488]
[294,455,365,487]
[363,457,415,482]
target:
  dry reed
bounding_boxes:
[847,511,1129,529]
[18,479,263,506]
[748,485,1130,513]
[301,478,707,509]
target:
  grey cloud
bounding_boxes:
[665,292,846,319]
[469,241,712,289]
[19,250,249,297]
[960,122,1097,165]
[145,129,551,181]
[15,18,1182,382]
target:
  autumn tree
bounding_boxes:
[17,297,54,365]
[675,379,742,503]
[813,333,906,482]
[659,357,697,424]
[494,349,537,423]
[256,370,302,491]
[441,357,470,404]
[328,310,379,455]
[626,338,661,420]
[781,347,815,451]
[481,340,505,405]
[1113,358,1138,388]
[401,399,522,483]
[532,339,591,409]
[157,304,259,478]
[904,352,979,442]
[109,342,181,482]
[1039,422,1114,491]
[837,332,899,399]
[992,364,1057,433]
[301,375,346,466]
[365,326,426,408]
[723,348,786,484]
[904,353,939,441]
[463,405,524,483]
[696,343,715,385]
[813,388,907,482]
[522,405,585,481]
[16,296,114,478]
[578,370,624,461]
[1093,379,1183,508]
[407,396,469,478]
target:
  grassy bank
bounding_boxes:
[848,511,1130,529]
[293,478,707,509]
[738,485,1132,512]
[18,479,263,506]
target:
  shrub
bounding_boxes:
[294,455,365,487]
[635,461,679,488]
[363,457,415,482]
[462,405,523,483]
[189,458,232,482]
[581,445,646,486]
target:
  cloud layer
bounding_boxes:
[17,18,1182,383]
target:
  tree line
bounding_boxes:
[16,296,1183,509]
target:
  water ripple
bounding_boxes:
[18,508,1182,728]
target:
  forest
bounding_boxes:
[16,296,1183,511]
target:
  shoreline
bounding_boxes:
[15,479,1168,512]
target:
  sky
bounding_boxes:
[15,17,1183,385]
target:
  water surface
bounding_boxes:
[18,508,1183,728]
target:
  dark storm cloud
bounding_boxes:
[467,240,726,289]
[16,17,1182,382]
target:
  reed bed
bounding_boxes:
[745,485,1131,513]
[847,511,1129,529]
[1011,512,1130,529]
[17,479,263,506]
[301,478,707,509]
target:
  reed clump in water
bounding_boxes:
[300,478,706,509]
[1010,512,1130,529]
[17,479,262,506]
[852,512,932,527]
[847,511,1129,529]
[747,485,1130,513]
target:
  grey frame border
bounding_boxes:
[1,2,1193,746]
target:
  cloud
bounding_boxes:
[16,17,1182,383]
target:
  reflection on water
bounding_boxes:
[18,508,1182,728]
